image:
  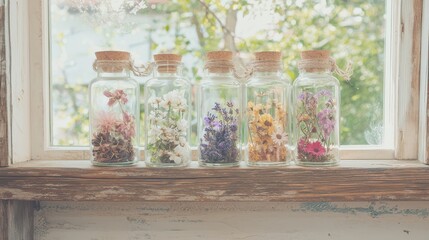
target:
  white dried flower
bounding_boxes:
[176,119,187,132]
[149,97,162,108]
[271,127,288,145]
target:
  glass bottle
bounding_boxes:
[245,51,291,166]
[144,54,191,167]
[293,50,340,166]
[198,51,241,167]
[90,51,140,166]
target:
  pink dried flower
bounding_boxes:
[104,89,128,107]
[116,112,135,140]
[95,111,119,133]
[317,108,335,139]
[305,141,326,157]
[298,139,308,153]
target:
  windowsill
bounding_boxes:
[0,160,428,202]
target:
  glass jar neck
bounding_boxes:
[204,59,235,78]
[299,68,332,75]
[153,68,183,78]
[97,69,131,78]
[252,70,282,78]
[297,58,333,75]
[205,69,234,78]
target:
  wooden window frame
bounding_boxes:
[418,0,429,164]
[27,0,411,161]
[0,0,428,202]
[0,1,427,239]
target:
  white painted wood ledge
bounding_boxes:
[0,160,428,202]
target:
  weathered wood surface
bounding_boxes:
[9,0,30,164]
[421,0,429,164]
[35,201,429,240]
[0,201,7,240]
[0,160,428,202]
[0,200,34,240]
[396,0,423,159]
[0,4,10,167]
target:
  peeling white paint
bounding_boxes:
[35,202,429,240]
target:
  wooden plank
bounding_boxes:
[396,0,423,159]
[8,0,31,163]
[28,0,92,161]
[419,0,429,164]
[29,0,52,161]
[0,160,428,202]
[0,200,34,240]
[0,4,10,167]
[0,201,7,240]
[33,201,429,240]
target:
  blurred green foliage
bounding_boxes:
[52,0,385,146]
[151,0,386,145]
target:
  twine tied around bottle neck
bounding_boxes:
[250,60,282,73]
[204,59,252,80]
[92,59,153,77]
[297,57,353,81]
[153,60,183,74]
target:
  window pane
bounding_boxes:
[49,0,386,146]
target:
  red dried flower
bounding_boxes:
[305,141,326,157]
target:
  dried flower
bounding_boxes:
[296,89,336,163]
[95,111,119,133]
[149,97,162,108]
[92,88,136,164]
[317,108,335,139]
[116,112,135,140]
[305,141,326,157]
[92,130,135,163]
[271,127,288,145]
[247,98,287,163]
[200,102,239,164]
[260,114,274,128]
[168,144,190,164]
[298,114,310,122]
[159,90,187,110]
[146,90,189,165]
[104,89,128,106]
[315,89,332,98]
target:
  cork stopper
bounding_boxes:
[95,51,130,61]
[153,53,182,73]
[254,51,282,61]
[300,50,330,59]
[154,53,182,62]
[206,51,233,73]
[207,51,233,61]
[253,51,282,72]
[94,51,131,72]
[299,50,332,73]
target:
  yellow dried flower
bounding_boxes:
[253,104,263,116]
[259,114,274,135]
[299,114,310,122]
[247,99,288,163]
[247,101,254,111]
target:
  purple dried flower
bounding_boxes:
[212,121,221,129]
[213,102,221,112]
[298,92,308,101]
[200,102,239,164]
[230,123,237,132]
[317,108,335,139]
[315,90,332,98]
[204,116,211,126]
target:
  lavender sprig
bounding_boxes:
[200,101,239,164]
